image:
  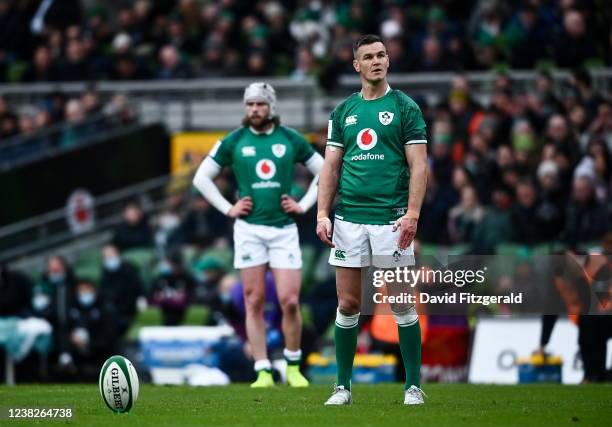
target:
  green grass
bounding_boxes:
[0,384,611,426]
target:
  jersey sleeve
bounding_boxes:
[399,94,427,145]
[326,107,344,149]
[209,137,232,167]
[294,132,315,163]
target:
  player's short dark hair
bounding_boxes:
[352,34,386,58]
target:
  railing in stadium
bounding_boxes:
[0,113,140,170]
[1,70,611,132]
[0,174,171,264]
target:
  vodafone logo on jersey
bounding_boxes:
[255,159,276,180]
[356,128,378,150]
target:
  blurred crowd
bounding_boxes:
[407,69,612,252]
[0,90,135,148]
[0,197,325,382]
[0,0,608,85]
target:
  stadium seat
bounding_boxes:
[122,248,156,290]
[74,248,103,283]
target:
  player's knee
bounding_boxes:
[280,295,299,315]
[244,291,265,314]
[393,306,418,327]
[337,298,360,316]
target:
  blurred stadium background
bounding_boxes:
[0,0,611,389]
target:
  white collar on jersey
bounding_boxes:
[359,85,392,100]
[249,124,275,135]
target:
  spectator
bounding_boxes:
[472,185,514,254]
[504,3,551,69]
[0,96,19,139]
[546,114,581,183]
[150,251,196,326]
[419,170,458,244]
[58,39,93,81]
[80,88,102,115]
[448,185,486,244]
[570,68,603,120]
[418,36,451,71]
[246,50,269,77]
[112,201,154,250]
[59,98,88,148]
[430,118,454,186]
[36,256,77,372]
[585,100,612,149]
[21,46,59,82]
[156,44,192,79]
[585,139,611,202]
[170,194,228,249]
[561,176,609,248]
[99,244,143,338]
[535,160,566,241]
[0,264,32,317]
[66,278,116,380]
[554,10,599,68]
[111,53,148,81]
[511,180,543,244]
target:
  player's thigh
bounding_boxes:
[267,224,302,269]
[271,268,301,307]
[233,219,269,269]
[367,224,415,268]
[336,266,363,314]
[240,264,267,310]
[329,219,371,267]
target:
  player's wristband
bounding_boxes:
[403,210,420,221]
[317,212,330,222]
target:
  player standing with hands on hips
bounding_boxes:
[316,35,429,405]
[193,82,324,387]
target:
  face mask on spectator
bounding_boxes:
[78,291,96,306]
[220,291,232,304]
[104,256,121,271]
[195,271,208,285]
[159,261,173,276]
[48,272,65,284]
[33,293,50,311]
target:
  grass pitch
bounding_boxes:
[0,384,611,427]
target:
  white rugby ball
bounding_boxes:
[99,355,139,413]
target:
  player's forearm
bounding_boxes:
[316,160,339,218]
[192,157,233,215]
[406,155,428,215]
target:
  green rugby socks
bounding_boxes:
[334,309,360,390]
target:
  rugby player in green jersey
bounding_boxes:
[193,82,324,388]
[316,35,429,405]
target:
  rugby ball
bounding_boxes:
[99,355,139,413]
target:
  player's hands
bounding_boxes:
[228,196,253,218]
[281,194,304,214]
[316,216,334,248]
[393,215,418,250]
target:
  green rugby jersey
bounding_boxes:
[210,125,315,227]
[327,88,427,225]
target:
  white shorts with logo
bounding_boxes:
[233,219,303,270]
[328,218,415,268]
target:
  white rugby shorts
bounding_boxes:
[233,219,302,269]
[328,218,415,268]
